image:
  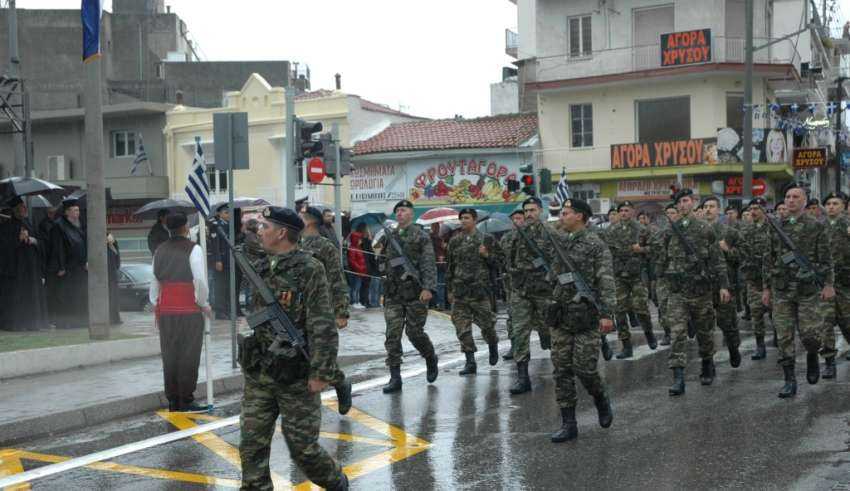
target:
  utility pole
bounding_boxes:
[331,123,343,258]
[835,77,846,194]
[7,0,25,177]
[742,0,754,200]
[284,87,295,208]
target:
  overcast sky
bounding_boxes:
[19,0,518,119]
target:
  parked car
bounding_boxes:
[118,262,154,311]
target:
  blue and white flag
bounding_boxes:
[555,167,571,205]
[131,136,150,176]
[81,0,102,63]
[185,138,211,218]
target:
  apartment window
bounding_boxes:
[633,6,674,46]
[636,97,690,142]
[570,104,594,147]
[569,15,592,57]
[112,130,137,158]
[726,92,744,130]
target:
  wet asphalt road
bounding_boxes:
[6,327,850,490]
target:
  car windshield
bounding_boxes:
[123,264,154,284]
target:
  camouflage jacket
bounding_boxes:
[377,223,437,300]
[658,213,728,295]
[500,229,518,292]
[551,227,616,319]
[710,220,742,287]
[827,215,850,287]
[446,229,499,299]
[252,248,338,383]
[606,219,650,279]
[762,212,834,291]
[738,220,770,286]
[508,220,557,296]
[301,233,350,319]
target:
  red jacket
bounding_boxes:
[347,232,367,275]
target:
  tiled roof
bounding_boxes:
[353,113,538,156]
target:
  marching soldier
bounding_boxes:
[500,208,525,360]
[299,207,353,414]
[818,192,850,379]
[701,196,743,368]
[739,197,771,360]
[376,200,440,393]
[547,199,615,443]
[650,203,679,346]
[446,208,501,375]
[661,189,730,396]
[238,207,348,491]
[762,183,834,398]
[507,197,554,395]
[606,201,656,358]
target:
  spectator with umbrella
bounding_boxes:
[148,209,171,256]
[107,231,122,325]
[47,199,88,329]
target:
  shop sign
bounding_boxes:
[107,206,144,227]
[792,147,828,169]
[724,176,766,196]
[408,156,524,205]
[660,29,712,67]
[611,138,717,169]
[349,163,407,203]
[617,177,696,200]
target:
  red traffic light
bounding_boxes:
[521,175,534,186]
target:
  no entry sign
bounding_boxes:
[307,157,326,184]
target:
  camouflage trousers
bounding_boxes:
[384,299,435,367]
[773,289,822,367]
[745,280,769,338]
[239,371,343,491]
[614,276,650,342]
[510,293,552,363]
[550,309,605,409]
[713,289,740,349]
[819,285,850,359]
[656,279,671,337]
[667,290,716,369]
[451,296,497,353]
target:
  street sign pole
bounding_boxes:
[742,0,754,201]
[332,123,343,259]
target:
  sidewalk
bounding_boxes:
[0,307,469,446]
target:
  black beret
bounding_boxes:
[672,188,694,204]
[616,200,634,211]
[263,206,304,232]
[165,212,188,231]
[700,195,721,208]
[562,198,593,220]
[393,199,414,213]
[6,196,22,207]
[781,181,807,197]
[824,192,848,203]
[522,196,542,208]
[747,197,767,209]
[724,204,739,213]
[457,207,477,219]
[664,202,677,211]
[509,208,524,217]
[806,198,820,207]
[303,206,324,224]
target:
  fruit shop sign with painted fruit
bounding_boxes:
[408,158,522,205]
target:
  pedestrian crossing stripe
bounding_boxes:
[0,401,431,490]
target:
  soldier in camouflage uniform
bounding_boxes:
[499,209,525,360]
[299,207,353,415]
[700,196,743,368]
[739,197,771,360]
[547,199,616,443]
[818,192,850,379]
[376,200,439,393]
[650,203,679,346]
[762,183,835,398]
[446,208,501,374]
[507,197,555,395]
[660,189,731,396]
[606,201,656,358]
[238,207,348,491]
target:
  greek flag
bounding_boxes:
[130,137,149,176]
[185,138,211,217]
[555,167,571,205]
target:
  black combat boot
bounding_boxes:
[336,379,353,415]
[593,394,613,428]
[639,315,657,350]
[502,349,514,360]
[539,332,551,350]
[823,357,836,380]
[699,358,716,386]
[645,330,658,350]
[615,340,633,359]
[687,319,696,339]
[459,352,477,376]
[488,342,499,366]
[728,343,742,368]
[628,311,639,328]
[509,361,531,395]
[751,335,767,360]
[329,472,349,491]
[550,407,578,443]
[425,354,439,383]
[660,328,672,346]
[668,367,685,396]
[382,366,402,394]
[806,352,820,385]
[601,335,614,361]
[778,364,797,398]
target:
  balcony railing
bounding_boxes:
[505,29,519,58]
[531,36,804,85]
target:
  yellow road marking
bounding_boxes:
[429,309,452,320]
[0,449,30,491]
[156,410,242,468]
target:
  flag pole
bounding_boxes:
[198,215,214,409]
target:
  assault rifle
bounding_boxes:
[513,221,554,276]
[763,212,825,289]
[539,225,604,313]
[213,223,309,359]
[664,214,709,281]
[377,221,421,286]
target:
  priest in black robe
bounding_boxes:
[47,201,89,329]
[0,196,50,331]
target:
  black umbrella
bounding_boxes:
[134,198,198,220]
[28,195,55,209]
[211,197,270,212]
[0,177,64,204]
[62,188,114,208]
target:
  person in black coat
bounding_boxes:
[147,209,170,256]
[107,232,122,325]
[211,205,243,319]
[47,200,89,329]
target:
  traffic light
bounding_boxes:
[293,118,323,162]
[539,168,552,194]
[320,135,354,178]
[519,163,535,196]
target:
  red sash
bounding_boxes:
[156,281,200,316]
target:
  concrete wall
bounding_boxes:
[161,61,291,108]
[490,79,519,115]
